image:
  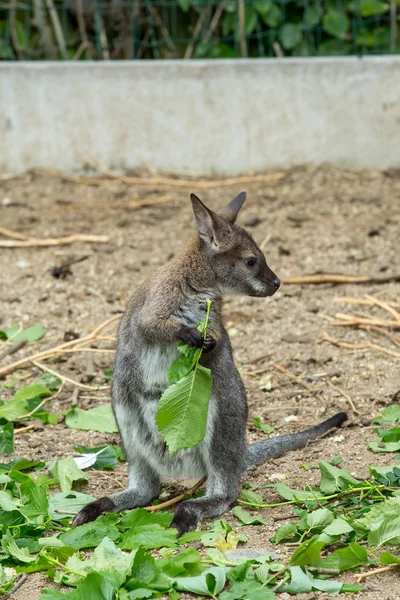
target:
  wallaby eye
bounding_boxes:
[244,257,257,267]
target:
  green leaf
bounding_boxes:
[261,3,281,26]
[59,517,120,549]
[323,9,350,39]
[372,405,400,425]
[120,524,178,550]
[49,491,97,521]
[359,0,388,16]
[323,543,369,572]
[274,523,297,543]
[1,530,36,563]
[156,364,212,454]
[368,440,400,453]
[319,461,359,494]
[118,507,173,530]
[323,518,354,536]
[63,537,134,587]
[173,566,226,597]
[200,520,247,550]
[65,405,118,433]
[14,383,51,402]
[290,536,326,567]
[273,482,317,502]
[220,579,276,600]
[0,422,14,454]
[168,348,200,384]
[279,566,312,594]
[0,491,21,511]
[41,572,116,600]
[380,550,400,564]
[254,0,272,17]
[304,5,321,26]
[306,508,335,530]
[49,457,88,492]
[240,489,264,507]
[159,547,203,577]
[280,23,303,50]
[342,584,365,593]
[232,506,267,526]
[12,324,46,343]
[253,417,275,435]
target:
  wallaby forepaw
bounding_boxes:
[202,334,216,353]
[179,327,204,348]
[171,504,198,537]
[72,497,116,527]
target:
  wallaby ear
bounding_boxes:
[218,191,247,224]
[190,193,228,250]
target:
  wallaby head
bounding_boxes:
[190,191,280,298]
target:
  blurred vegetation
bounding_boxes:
[0,0,399,60]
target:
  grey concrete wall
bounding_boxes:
[1,58,399,175]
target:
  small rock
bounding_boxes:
[284,415,298,423]
[16,259,30,269]
[332,435,345,443]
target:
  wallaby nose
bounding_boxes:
[273,277,280,290]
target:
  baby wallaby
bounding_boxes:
[73,192,347,535]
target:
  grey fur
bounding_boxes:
[72,192,347,534]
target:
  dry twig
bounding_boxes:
[0,232,109,248]
[144,477,206,513]
[0,315,120,379]
[327,380,360,415]
[322,330,400,359]
[283,274,400,285]
[30,361,109,392]
[32,166,286,189]
[356,564,400,582]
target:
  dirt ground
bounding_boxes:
[0,166,399,599]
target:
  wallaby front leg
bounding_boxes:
[72,458,160,526]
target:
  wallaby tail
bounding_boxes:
[246,412,348,469]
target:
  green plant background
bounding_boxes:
[1,0,399,61]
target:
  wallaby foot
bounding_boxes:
[171,495,236,536]
[72,496,116,527]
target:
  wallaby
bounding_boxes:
[73,192,347,535]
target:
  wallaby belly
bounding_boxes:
[113,340,217,479]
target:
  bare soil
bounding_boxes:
[0,166,399,599]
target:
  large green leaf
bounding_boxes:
[172,566,227,597]
[65,405,118,433]
[156,365,212,454]
[59,517,120,549]
[62,537,134,587]
[41,572,116,599]
[319,461,359,494]
[119,524,178,550]
[49,457,88,492]
[48,491,97,521]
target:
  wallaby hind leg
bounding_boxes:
[171,471,241,536]
[72,456,160,526]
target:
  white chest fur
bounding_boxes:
[139,344,179,389]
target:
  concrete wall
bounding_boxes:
[1,58,399,175]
